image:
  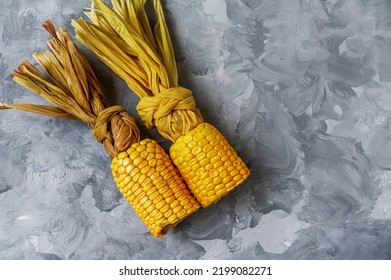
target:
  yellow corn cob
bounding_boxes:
[170,123,250,207]
[111,138,200,237]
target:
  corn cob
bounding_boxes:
[112,139,200,237]
[72,0,250,207]
[0,20,200,237]
[170,123,249,207]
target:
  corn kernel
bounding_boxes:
[140,150,148,159]
[206,183,215,191]
[160,203,170,213]
[164,209,173,218]
[137,174,147,185]
[180,147,190,156]
[133,157,143,166]
[222,175,233,184]
[199,138,209,147]
[199,171,208,181]
[216,189,227,197]
[138,160,148,170]
[199,158,210,166]
[129,150,140,159]
[170,200,180,208]
[173,205,182,214]
[226,180,237,190]
[191,163,201,172]
[155,200,166,210]
[118,152,128,159]
[155,153,163,160]
[205,164,213,171]
[184,153,194,162]
[148,159,157,168]
[177,209,187,218]
[206,133,215,141]
[123,176,131,186]
[234,174,243,182]
[122,157,131,167]
[168,215,177,223]
[182,134,193,144]
[228,165,235,172]
[118,166,125,175]
[146,153,154,161]
[141,165,151,174]
[196,152,206,161]
[240,168,248,175]
[156,164,165,173]
[153,195,164,205]
[214,160,224,168]
[207,149,218,159]
[195,166,203,175]
[165,195,175,203]
[203,144,213,153]
[213,177,222,185]
[136,144,146,152]
[194,132,204,142]
[188,141,197,149]
[156,180,167,190]
[154,212,163,220]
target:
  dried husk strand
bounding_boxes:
[72,0,250,207]
[72,0,203,142]
[0,102,77,120]
[0,20,200,237]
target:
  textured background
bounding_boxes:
[1,0,391,259]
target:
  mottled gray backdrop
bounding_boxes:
[1,0,391,259]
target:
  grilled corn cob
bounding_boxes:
[0,20,200,237]
[72,0,250,207]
